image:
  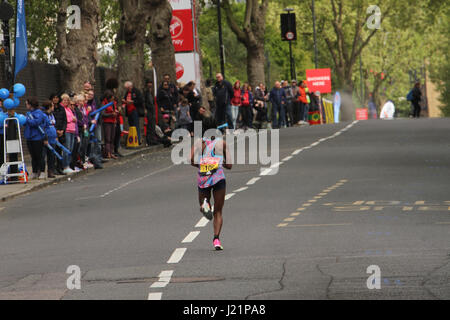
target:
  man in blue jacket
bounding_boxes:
[24,97,47,180]
[269,81,287,129]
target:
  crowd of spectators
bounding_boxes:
[0,72,322,180]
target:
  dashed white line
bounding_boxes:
[148,292,163,300]
[195,217,209,228]
[182,231,200,243]
[234,186,249,193]
[167,248,187,264]
[225,193,235,200]
[292,149,304,155]
[247,177,261,185]
[282,156,293,162]
[260,168,275,176]
[150,270,174,288]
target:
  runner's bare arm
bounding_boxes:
[223,141,232,170]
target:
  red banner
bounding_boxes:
[356,108,369,120]
[306,69,332,94]
[170,9,194,53]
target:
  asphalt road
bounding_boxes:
[0,118,449,300]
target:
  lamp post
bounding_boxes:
[284,8,295,80]
[217,0,225,78]
[312,0,318,69]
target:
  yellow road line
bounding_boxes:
[285,223,353,228]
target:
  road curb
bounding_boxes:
[0,144,167,203]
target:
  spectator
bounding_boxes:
[75,94,92,169]
[283,81,295,127]
[158,81,175,112]
[105,78,123,158]
[85,89,103,168]
[24,97,46,179]
[231,80,242,131]
[186,81,202,121]
[161,74,179,111]
[254,83,269,130]
[122,81,144,145]
[291,80,300,124]
[269,81,287,129]
[297,81,309,125]
[176,97,193,134]
[51,93,67,175]
[213,73,234,131]
[144,79,159,146]
[240,83,253,131]
[41,100,57,179]
[102,90,118,160]
[411,81,422,118]
[205,79,215,115]
[61,94,76,174]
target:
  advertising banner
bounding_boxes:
[171,9,194,52]
[175,52,201,85]
[356,108,369,120]
[306,69,332,94]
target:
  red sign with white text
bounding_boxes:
[306,68,332,94]
[171,9,194,52]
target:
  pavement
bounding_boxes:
[0,144,165,203]
[0,118,449,300]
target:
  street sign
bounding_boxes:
[286,32,295,41]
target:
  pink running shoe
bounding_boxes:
[213,239,223,251]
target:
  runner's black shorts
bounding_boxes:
[198,179,226,194]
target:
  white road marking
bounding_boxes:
[225,193,235,200]
[310,142,320,147]
[247,177,261,185]
[101,164,176,198]
[260,168,274,176]
[150,270,174,288]
[148,292,163,300]
[182,231,200,243]
[282,156,293,162]
[234,187,249,193]
[292,149,304,155]
[195,217,209,228]
[167,248,187,264]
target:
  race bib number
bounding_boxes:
[200,157,220,175]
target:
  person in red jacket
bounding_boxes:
[297,81,309,124]
[230,80,241,132]
[102,90,118,160]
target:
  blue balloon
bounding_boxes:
[16,113,27,126]
[13,83,26,98]
[0,88,10,100]
[13,98,20,108]
[3,99,15,110]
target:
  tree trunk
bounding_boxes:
[223,0,268,89]
[147,0,176,87]
[55,0,100,92]
[117,0,148,96]
[247,44,265,88]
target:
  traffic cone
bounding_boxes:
[127,126,139,148]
